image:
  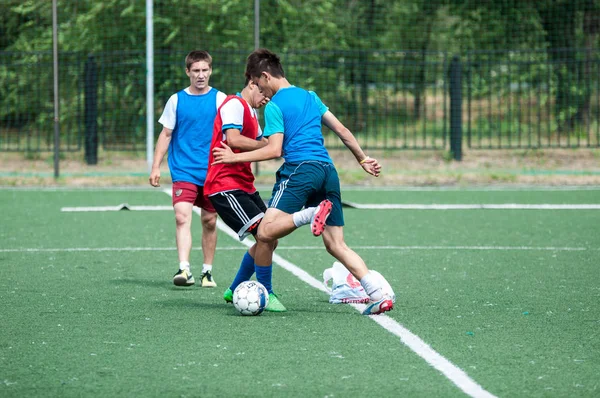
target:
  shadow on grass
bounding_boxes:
[155,298,245,317]
[109,278,179,289]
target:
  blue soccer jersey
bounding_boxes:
[167,88,220,185]
[263,86,331,163]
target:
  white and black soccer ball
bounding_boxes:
[233,281,269,316]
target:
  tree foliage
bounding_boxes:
[0,0,598,149]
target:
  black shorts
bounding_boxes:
[209,190,267,241]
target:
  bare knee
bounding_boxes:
[322,227,347,257]
[175,211,191,228]
[201,212,217,232]
[324,239,346,257]
[256,224,277,243]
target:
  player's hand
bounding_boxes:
[360,156,381,177]
[212,142,236,165]
[149,168,161,187]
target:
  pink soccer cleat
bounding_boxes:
[311,199,333,236]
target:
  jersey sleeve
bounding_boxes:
[254,108,264,140]
[309,91,329,116]
[158,93,178,129]
[263,102,284,137]
[216,91,227,108]
[220,98,244,132]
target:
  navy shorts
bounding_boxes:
[268,161,344,227]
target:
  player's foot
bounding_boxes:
[362,296,394,315]
[173,269,195,286]
[223,288,233,303]
[311,199,333,236]
[201,271,217,288]
[265,293,287,312]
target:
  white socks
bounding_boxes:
[292,207,316,227]
[179,261,212,273]
[360,272,383,301]
[179,262,212,273]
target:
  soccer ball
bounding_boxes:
[233,281,269,316]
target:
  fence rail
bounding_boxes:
[465,49,600,149]
[1,49,598,157]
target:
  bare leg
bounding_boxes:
[174,202,194,264]
[321,225,391,315]
[200,208,218,265]
[321,226,369,280]
[257,208,298,243]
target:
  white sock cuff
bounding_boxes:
[179,261,190,270]
[292,207,315,227]
[360,272,383,301]
[202,264,213,272]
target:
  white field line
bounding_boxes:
[4,184,600,192]
[1,245,590,253]
[61,204,172,212]
[161,189,496,398]
[343,202,600,210]
[338,185,600,192]
[60,203,600,212]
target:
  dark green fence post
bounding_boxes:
[84,55,98,165]
[449,56,462,161]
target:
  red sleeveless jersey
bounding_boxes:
[204,95,259,195]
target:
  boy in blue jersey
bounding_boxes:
[212,49,393,315]
[150,50,227,288]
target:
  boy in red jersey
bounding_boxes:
[206,79,328,312]
[204,79,286,310]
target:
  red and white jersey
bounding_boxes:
[204,94,262,196]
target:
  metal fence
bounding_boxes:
[464,49,600,149]
[1,49,598,156]
[1,0,599,159]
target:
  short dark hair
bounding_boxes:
[245,48,285,80]
[185,50,212,70]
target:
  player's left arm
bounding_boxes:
[322,111,381,177]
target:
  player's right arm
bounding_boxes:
[149,126,172,187]
[150,94,177,187]
[212,133,282,164]
[213,100,282,164]
[225,128,268,151]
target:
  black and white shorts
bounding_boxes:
[209,190,267,241]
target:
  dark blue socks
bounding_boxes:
[255,263,273,294]
[229,251,256,291]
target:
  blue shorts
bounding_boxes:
[268,161,344,227]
